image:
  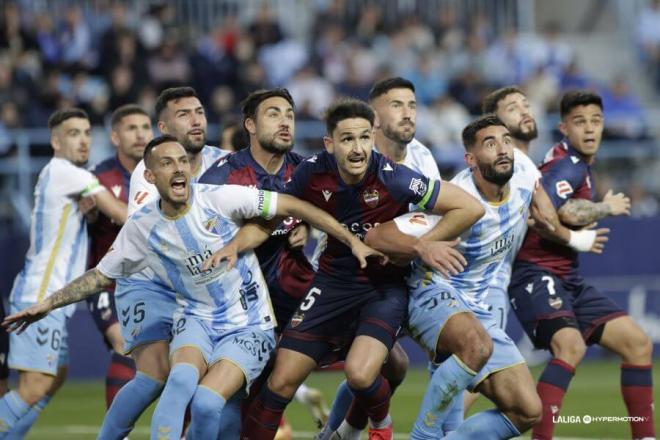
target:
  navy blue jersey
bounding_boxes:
[517,141,594,278]
[285,150,441,284]
[199,149,314,303]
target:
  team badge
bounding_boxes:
[548,296,563,310]
[290,313,304,328]
[363,189,379,208]
[409,178,428,196]
[131,325,142,338]
[204,217,218,232]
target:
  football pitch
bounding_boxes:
[26,360,658,439]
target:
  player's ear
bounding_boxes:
[157,120,168,134]
[50,132,60,153]
[110,130,120,147]
[244,118,257,136]
[144,168,156,184]
[373,112,381,130]
[323,136,334,153]
[464,151,476,169]
[558,120,568,137]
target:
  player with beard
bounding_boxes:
[93,87,229,440]
[199,88,330,438]
[83,105,154,414]
[317,77,442,440]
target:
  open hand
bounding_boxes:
[415,238,466,278]
[202,242,238,272]
[2,301,51,334]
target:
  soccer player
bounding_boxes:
[84,104,154,410]
[4,136,382,440]
[318,76,442,439]
[233,98,484,440]
[0,109,127,436]
[199,88,329,433]
[367,115,550,439]
[509,90,655,440]
[97,86,228,440]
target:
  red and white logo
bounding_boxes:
[555,180,573,199]
[408,213,428,226]
[363,189,379,208]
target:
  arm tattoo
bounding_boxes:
[558,198,611,226]
[49,269,113,309]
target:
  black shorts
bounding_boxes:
[85,290,119,346]
[509,263,626,350]
[279,272,407,366]
[0,299,8,380]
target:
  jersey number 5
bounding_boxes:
[299,287,322,311]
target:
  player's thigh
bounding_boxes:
[476,362,541,419]
[380,341,409,386]
[208,326,276,397]
[268,347,318,399]
[170,314,214,377]
[599,315,653,362]
[115,279,176,355]
[17,370,55,404]
[200,359,246,401]
[104,323,125,354]
[484,285,509,330]
[131,340,170,381]
[344,335,390,389]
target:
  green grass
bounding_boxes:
[26,360,659,439]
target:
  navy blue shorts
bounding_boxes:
[509,263,625,350]
[85,289,118,346]
[269,285,304,335]
[279,272,407,366]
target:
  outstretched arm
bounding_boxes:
[422,181,485,242]
[3,269,114,333]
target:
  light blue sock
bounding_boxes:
[411,355,476,440]
[441,391,464,435]
[188,386,226,439]
[6,395,51,439]
[444,409,520,439]
[327,380,353,431]
[98,371,164,440]
[151,363,199,440]
[0,391,31,436]
[216,394,241,439]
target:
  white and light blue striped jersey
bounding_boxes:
[128,145,228,216]
[401,138,442,181]
[395,148,539,310]
[10,157,105,307]
[98,184,279,331]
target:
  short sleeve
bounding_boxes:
[394,212,441,238]
[128,160,158,216]
[383,161,441,210]
[97,220,149,279]
[204,185,279,221]
[540,158,588,209]
[56,161,105,197]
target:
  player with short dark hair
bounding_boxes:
[509,90,655,440]
[84,104,154,410]
[0,109,127,437]
[228,97,484,440]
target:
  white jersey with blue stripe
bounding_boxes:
[98,184,279,331]
[10,157,105,308]
[395,148,539,310]
[401,138,441,181]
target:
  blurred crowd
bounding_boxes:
[0,0,658,214]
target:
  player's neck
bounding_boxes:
[514,139,530,156]
[250,145,285,175]
[117,151,139,174]
[475,174,510,204]
[375,132,407,163]
[188,152,204,177]
[160,197,190,218]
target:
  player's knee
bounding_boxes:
[382,344,409,388]
[345,363,379,390]
[514,400,542,432]
[18,373,53,405]
[190,389,220,421]
[551,332,586,366]
[620,328,653,363]
[267,371,298,399]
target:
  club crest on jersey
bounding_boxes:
[548,296,563,310]
[409,178,427,196]
[555,180,573,199]
[290,312,304,328]
[204,217,218,232]
[363,189,379,207]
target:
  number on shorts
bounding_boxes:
[51,329,61,350]
[299,287,321,311]
[174,318,187,335]
[541,275,556,295]
[97,292,110,309]
[133,301,146,323]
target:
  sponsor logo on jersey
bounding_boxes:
[363,189,379,207]
[548,296,563,309]
[555,180,573,199]
[409,178,428,196]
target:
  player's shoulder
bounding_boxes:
[200,150,246,183]
[286,150,307,166]
[541,142,589,174]
[129,199,159,223]
[406,138,433,158]
[91,156,120,176]
[131,159,147,178]
[297,151,332,174]
[202,145,229,162]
